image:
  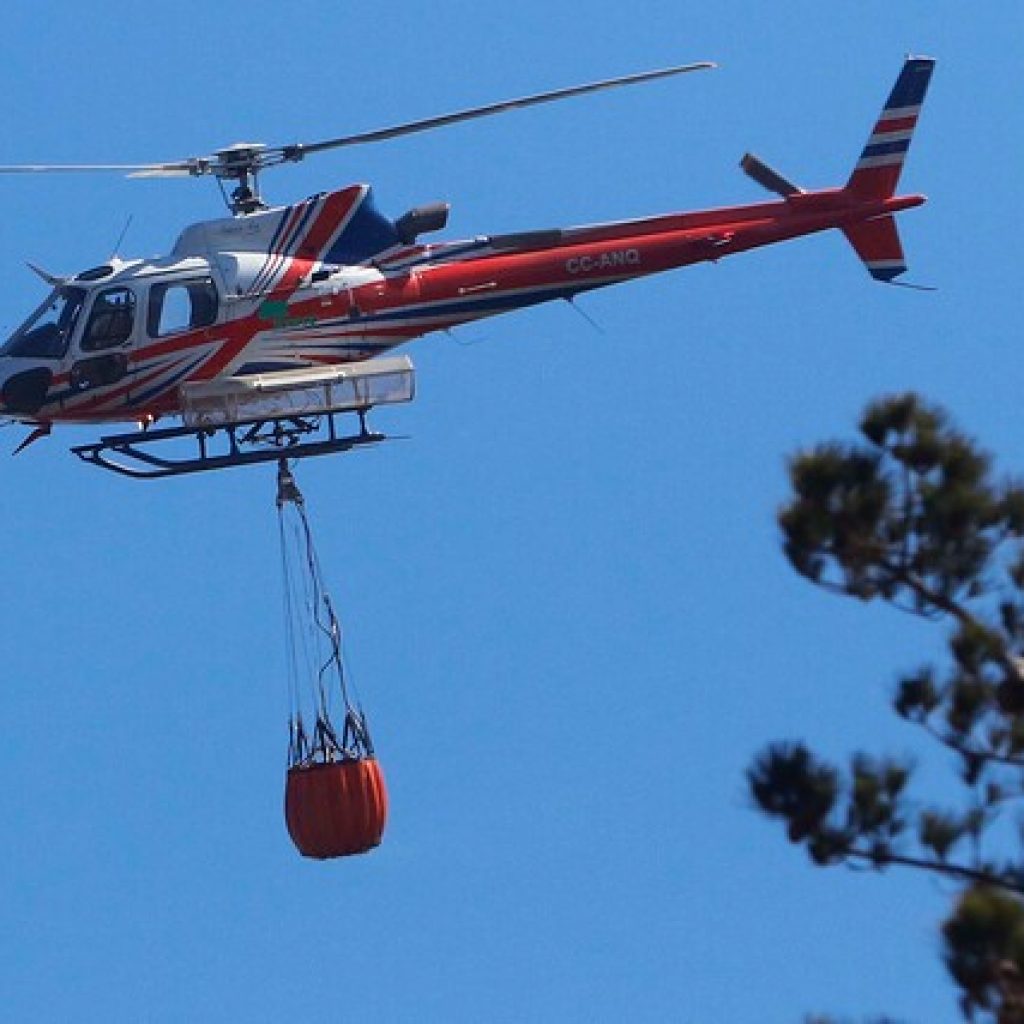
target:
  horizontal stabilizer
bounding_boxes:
[842,215,906,281]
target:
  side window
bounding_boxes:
[148,278,219,338]
[82,287,136,352]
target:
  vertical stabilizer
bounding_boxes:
[846,56,935,199]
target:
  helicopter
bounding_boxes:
[0,56,933,478]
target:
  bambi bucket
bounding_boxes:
[284,757,388,859]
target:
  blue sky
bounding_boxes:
[0,3,1020,1021]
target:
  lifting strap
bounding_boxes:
[277,458,374,768]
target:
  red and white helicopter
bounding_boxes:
[0,57,933,478]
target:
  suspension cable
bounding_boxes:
[276,458,374,766]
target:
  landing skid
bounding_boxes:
[71,355,415,479]
[71,410,391,480]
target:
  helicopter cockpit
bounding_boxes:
[5,271,220,356]
[1,285,87,360]
[0,267,222,416]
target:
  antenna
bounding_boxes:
[109,214,133,258]
[565,296,605,335]
[886,280,937,293]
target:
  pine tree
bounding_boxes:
[749,393,1024,1022]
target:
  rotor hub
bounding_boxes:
[210,143,270,215]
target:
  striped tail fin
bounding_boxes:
[846,56,935,200]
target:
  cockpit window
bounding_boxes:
[82,287,136,351]
[148,278,219,338]
[0,286,87,359]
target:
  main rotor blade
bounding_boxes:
[127,168,198,179]
[0,61,714,187]
[0,161,194,175]
[278,61,715,162]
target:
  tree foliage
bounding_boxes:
[749,394,1024,1022]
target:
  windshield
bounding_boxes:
[1,286,87,359]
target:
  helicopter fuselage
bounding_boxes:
[0,56,935,450]
[0,179,923,429]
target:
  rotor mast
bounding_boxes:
[214,143,270,215]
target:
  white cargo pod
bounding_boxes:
[180,356,415,429]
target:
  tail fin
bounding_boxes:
[843,57,935,281]
[846,56,935,199]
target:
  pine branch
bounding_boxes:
[841,844,1024,896]
[894,566,1024,686]
[920,719,1024,772]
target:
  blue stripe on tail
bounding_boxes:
[883,56,935,112]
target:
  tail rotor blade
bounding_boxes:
[739,152,802,197]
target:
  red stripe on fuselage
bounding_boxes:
[252,200,311,293]
[50,356,194,420]
[183,194,366,383]
[269,190,361,294]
